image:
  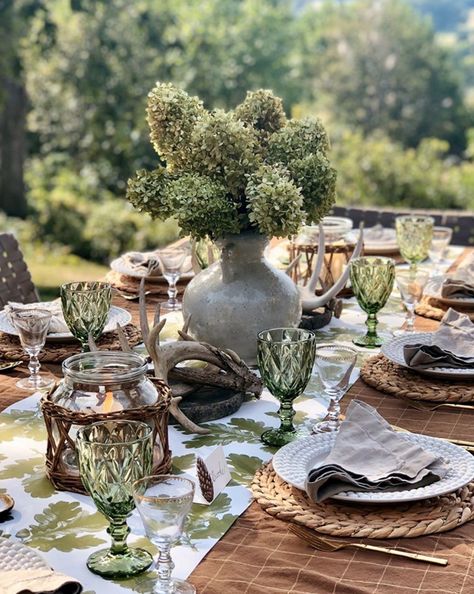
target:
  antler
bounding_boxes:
[299,223,364,313]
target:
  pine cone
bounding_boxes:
[197,457,214,503]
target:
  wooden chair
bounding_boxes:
[0,233,39,308]
[331,206,474,246]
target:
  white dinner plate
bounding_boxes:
[381,332,474,380]
[110,252,193,283]
[0,306,132,343]
[272,432,474,503]
[0,537,50,572]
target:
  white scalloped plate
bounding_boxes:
[0,537,50,572]
[0,306,132,343]
[381,332,474,380]
[273,433,474,503]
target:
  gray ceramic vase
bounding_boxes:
[182,233,302,364]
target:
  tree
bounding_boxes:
[297,0,470,152]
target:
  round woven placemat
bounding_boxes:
[252,462,474,539]
[105,270,189,295]
[360,353,474,403]
[415,295,474,321]
[0,324,142,363]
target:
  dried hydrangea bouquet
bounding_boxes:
[127,83,337,361]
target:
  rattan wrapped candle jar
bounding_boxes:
[41,351,171,493]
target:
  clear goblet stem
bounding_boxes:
[167,283,177,306]
[154,541,174,594]
[27,350,41,381]
[405,303,416,331]
[108,519,130,555]
[325,389,342,430]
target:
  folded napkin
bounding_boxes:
[4,301,69,334]
[305,400,447,503]
[0,568,82,594]
[441,278,474,299]
[403,308,474,369]
[122,251,161,276]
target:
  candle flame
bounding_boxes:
[103,391,114,414]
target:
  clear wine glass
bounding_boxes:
[313,344,357,433]
[157,249,189,312]
[395,268,430,332]
[132,475,196,594]
[428,226,453,276]
[76,420,154,579]
[10,308,55,391]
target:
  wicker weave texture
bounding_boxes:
[0,233,39,308]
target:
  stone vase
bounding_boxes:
[182,232,302,364]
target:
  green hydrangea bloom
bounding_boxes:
[235,89,287,136]
[126,167,174,220]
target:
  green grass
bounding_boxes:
[25,247,108,301]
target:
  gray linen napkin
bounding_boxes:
[403,308,474,369]
[305,400,447,503]
[441,278,474,299]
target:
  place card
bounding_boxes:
[193,446,232,505]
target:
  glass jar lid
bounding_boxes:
[62,351,148,385]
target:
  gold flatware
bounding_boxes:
[390,422,474,453]
[0,360,21,372]
[289,524,448,566]
[393,392,474,413]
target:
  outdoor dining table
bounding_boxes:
[1,248,473,594]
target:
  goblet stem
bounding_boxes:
[278,399,296,434]
[409,262,418,275]
[404,303,416,331]
[27,350,41,385]
[167,282,177,307]
[154,541,174,594]
[325,389,342,430]
[366,312,378,341]
[108,519,130,556]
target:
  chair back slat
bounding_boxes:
[0,233,39,309]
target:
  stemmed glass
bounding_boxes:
[395,215,434,273]
[132,475,195,594]
[76,420,154,579]
[395,268,430,332]
[61,281,112,351]
[313,344,357,433]
[10,308,55,391]
[428,226,453,276]
[257,328,316,447]
[157,248,189,312]
[350,257,395,348]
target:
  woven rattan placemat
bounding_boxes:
[360,354,474,403]
[105,270,189,295]
[415,295,474,321]
[0,324,142,363]
[252,463,474,539]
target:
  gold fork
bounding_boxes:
[392,392,474,413]
[289,524,448,566]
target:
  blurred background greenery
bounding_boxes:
[1,0,474,293]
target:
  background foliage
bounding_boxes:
[1,0,474,272]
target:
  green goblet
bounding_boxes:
[350,257,395,348]
[395,215,434,273]
[61,281,112,351]
[257,328,316,447]
[76,420,154,579]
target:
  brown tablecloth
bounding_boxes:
[1,251,474,594]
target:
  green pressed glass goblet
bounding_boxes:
[76,420,154,579]
[257,328,316,447]
[395,215,434,273]
[61,281,112,351]
[350,257,395,348]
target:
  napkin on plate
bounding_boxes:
[122,251,161,276]
[305,400,447,503]
[0,568,82,594]
[4,301,69,334]
[441,278,474,299]
[403,308,474,369]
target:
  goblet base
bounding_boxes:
[160,301,182,313]
[87,546,153,579]
[153,578,196,594]
[312,419,338,433]
[352,333,383,348]
[261,427,299,447]
[16,374,55,392]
